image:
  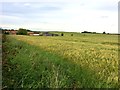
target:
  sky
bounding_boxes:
[0,0,119,33]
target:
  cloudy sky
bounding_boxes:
[0,0,119,33]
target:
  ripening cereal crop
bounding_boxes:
[3,33,119,88]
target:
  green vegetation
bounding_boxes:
[2,33,119,88]
[17,28,27,35]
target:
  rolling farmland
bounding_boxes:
[2,33,119,88]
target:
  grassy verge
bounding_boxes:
[2,35,118,88]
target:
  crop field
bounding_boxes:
[2,33,119,88]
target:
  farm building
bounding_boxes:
[3,30,18,35]
[42,32,59,36]
[42,32,52,36]
[2,29,59,36]
[27,31,40,36]
[27,32,34,36]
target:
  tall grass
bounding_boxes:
[2,34,119,88]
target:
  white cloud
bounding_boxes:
[1,0,119,33]
[23,3,31,6]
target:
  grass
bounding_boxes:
[2,33,119,88]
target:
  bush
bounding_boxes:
[17,28,27,35]
[103,31,106,34]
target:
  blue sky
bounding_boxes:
[0,0,119,33]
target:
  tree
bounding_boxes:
[4,32,9,35]
[17,28,27,35]
[61,33,64,36]
[103,31,106,34]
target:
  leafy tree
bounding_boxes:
[103,31,106,34]
[61,33,64,36]
[17,28,27,35]
[4,32,9,35]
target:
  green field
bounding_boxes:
[2,33,119,88]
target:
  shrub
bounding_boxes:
[17,28,27,35]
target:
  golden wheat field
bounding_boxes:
[2,33,119,88]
